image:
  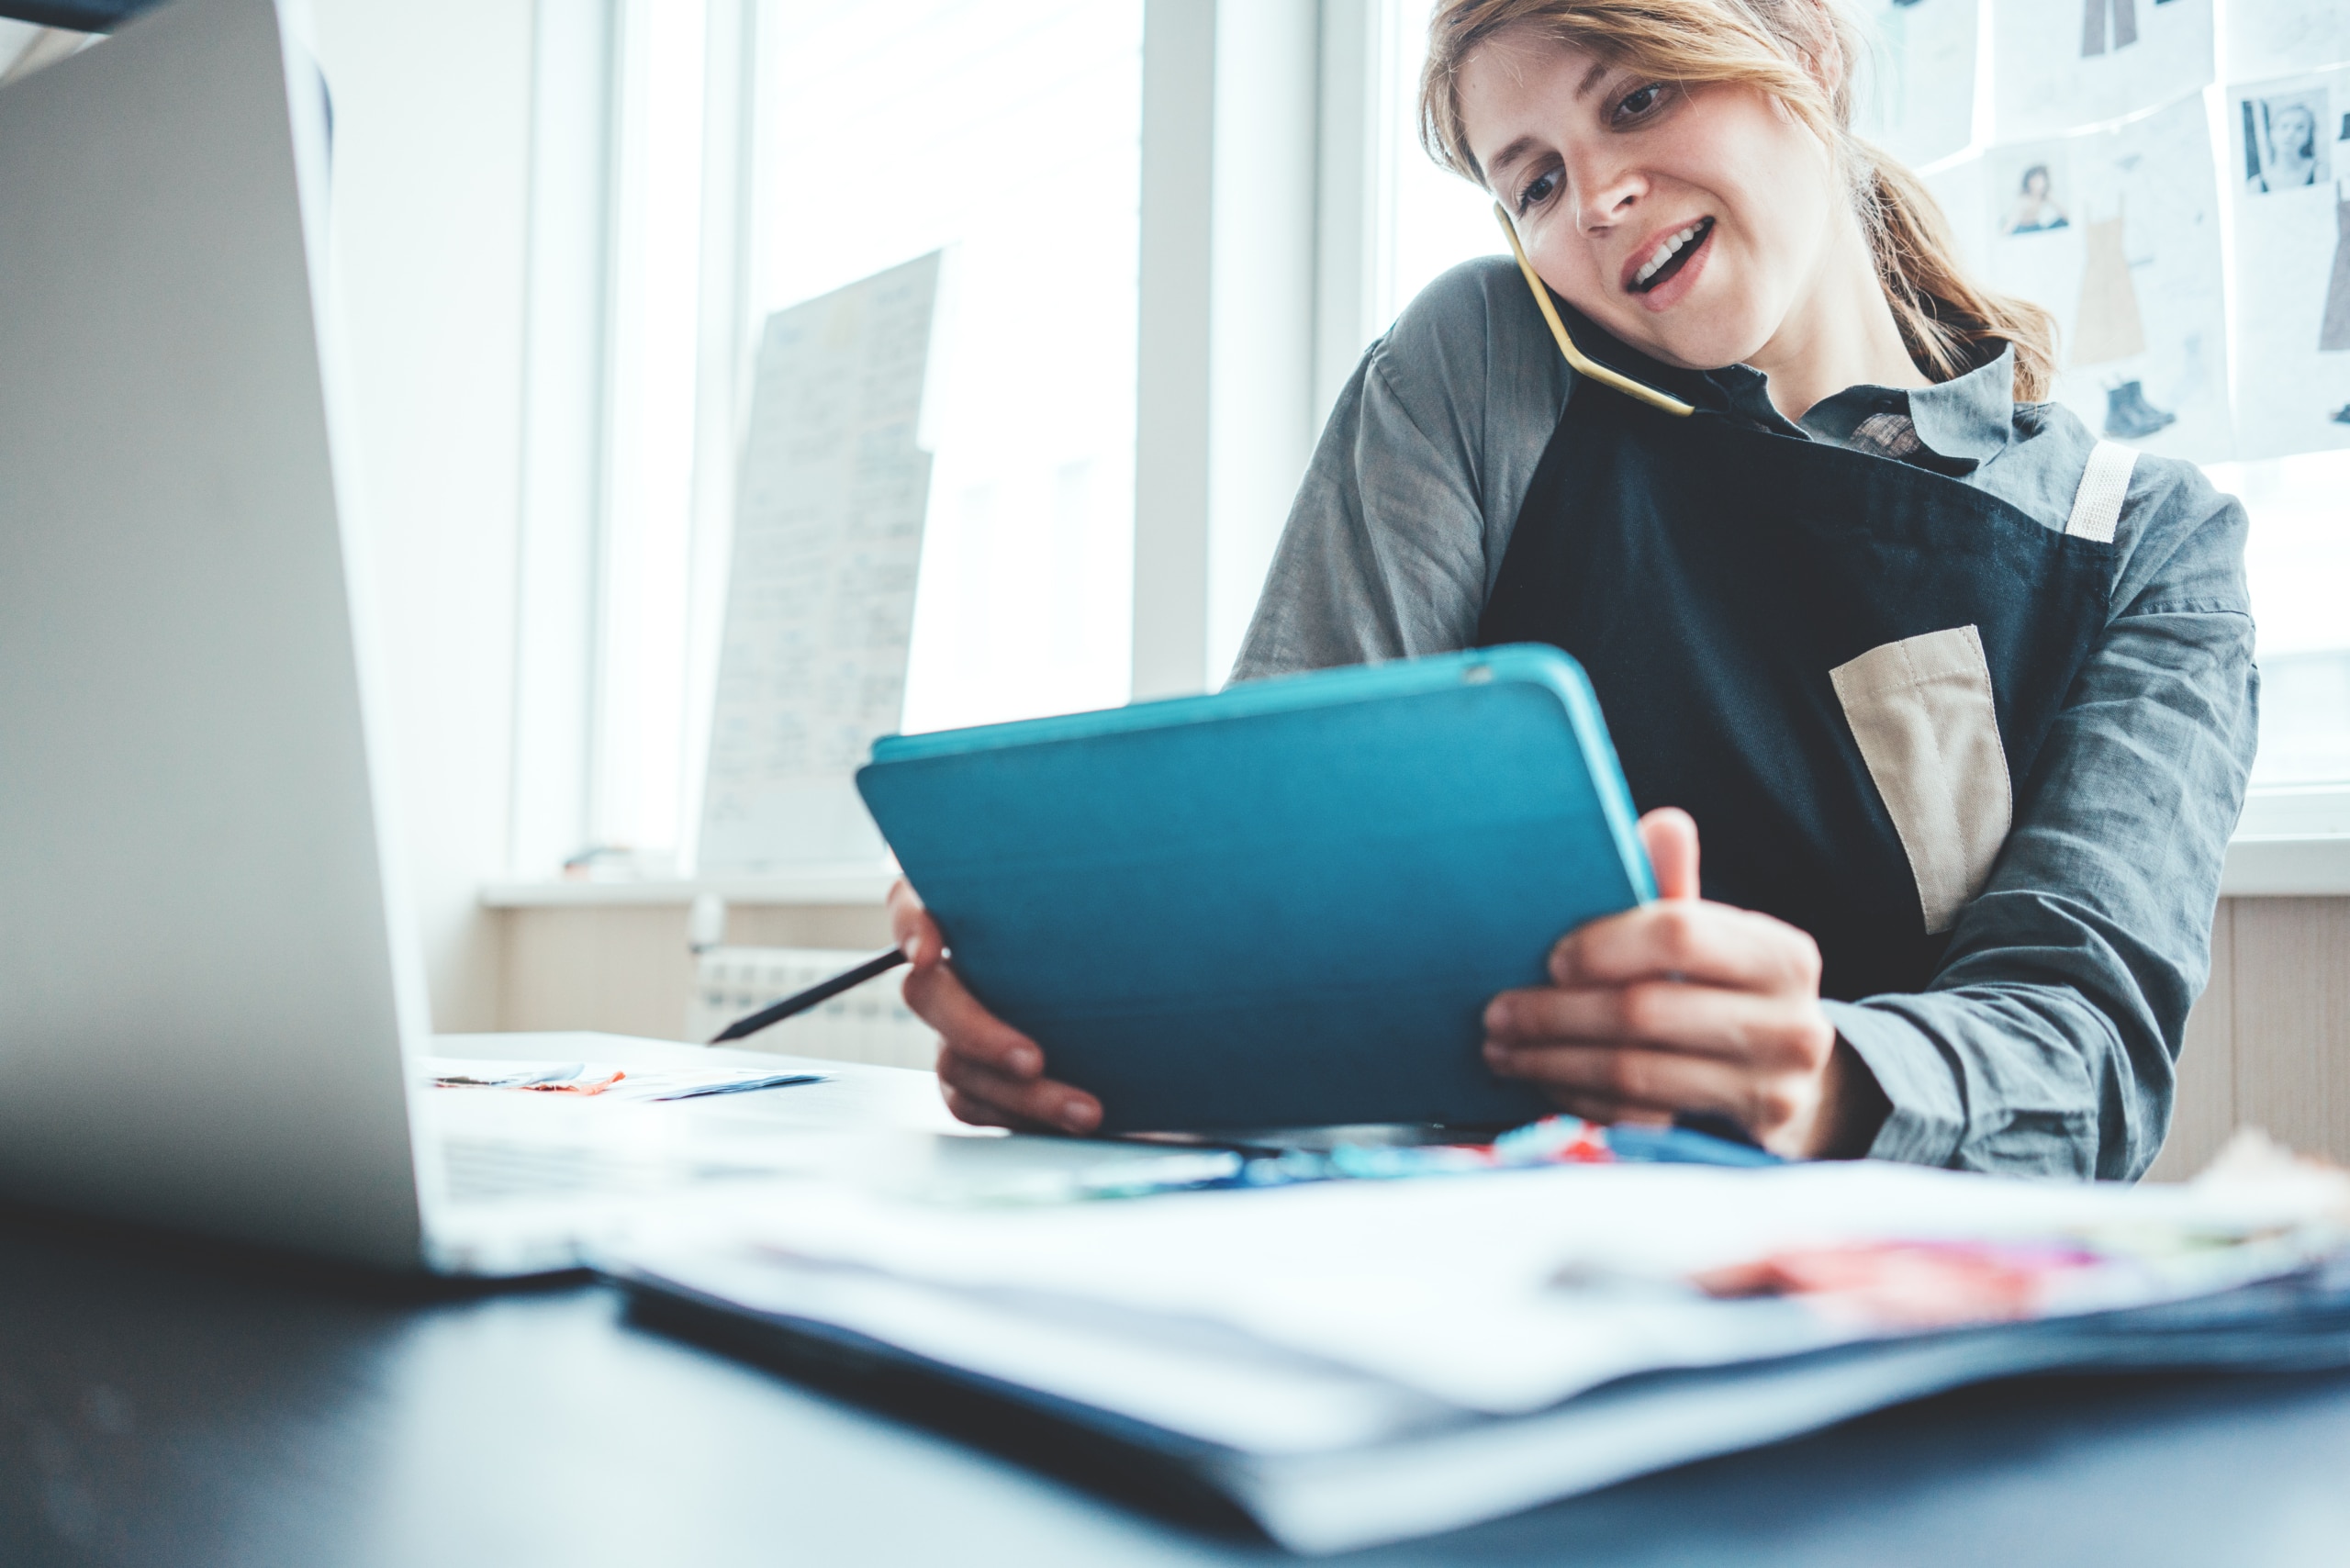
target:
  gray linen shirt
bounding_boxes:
[1233,257,2258,1180]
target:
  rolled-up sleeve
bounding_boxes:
[1827,465,2258,1180]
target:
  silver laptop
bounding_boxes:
[0,0,943,1274]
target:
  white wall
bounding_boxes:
[308,0,540,1030]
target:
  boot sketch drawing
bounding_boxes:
[2103,381,2175,440]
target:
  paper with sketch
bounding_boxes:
[616,1147,2350,1421]
[697,252,941,874]
[2228,69,2350,460]
[422,1058,826,1103]
[1980,95,2233,461]
[1991,0,2212,141]
[2228,0,2350,88]
[1857,0,1977,170]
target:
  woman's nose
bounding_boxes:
[1572,160,1646,232]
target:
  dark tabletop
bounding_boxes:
[7,1210,2350,1568]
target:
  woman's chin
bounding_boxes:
[1595,308,1765,376]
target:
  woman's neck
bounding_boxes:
[1746,212,1929,422]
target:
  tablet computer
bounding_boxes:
[856,644,1653,1133]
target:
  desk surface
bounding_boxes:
[6,1211,2350,1567]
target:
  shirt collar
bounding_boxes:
[1547,293,2020,469]
[1790,345,2020,471]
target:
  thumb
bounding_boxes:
[1639,807,1700,901]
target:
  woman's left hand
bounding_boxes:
[1481,807,1887,1159]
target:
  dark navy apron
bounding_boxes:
[1476,308,2118,1002]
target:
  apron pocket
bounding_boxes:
[1830,625,2013,935]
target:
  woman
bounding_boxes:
[2249,101,2320,194]
[894,0,2254,1176]
[2001,164,2069,233]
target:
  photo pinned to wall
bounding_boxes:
[1857,0,1978,169]
[1990,0,2212,141]
[1983,95,2232,460]
[2227,68,2350,460]
[2242,88,2333,194]
[2226,0,2350,92]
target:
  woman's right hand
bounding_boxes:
[889,878,1103,1134]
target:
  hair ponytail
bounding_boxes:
[1419,0,2060,399]
[1861,154,2058,398]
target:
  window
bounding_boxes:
[572,0,1143,872]
[1370,0,1503,340]
[593,0,711,863]
[753,1,1142,739]
[2217,449,2350,786]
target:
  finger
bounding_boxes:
[939,1083,1027,1131]
[903,962,1044,1077]
[886,879,939,965]
[937,1049,1102,1134]
[1545,1092,1673,1128]
[1639,807,1700,901]
[1549,900,1822,993]
[1483,1038,1807,1135]
[1484,981,1831,1070]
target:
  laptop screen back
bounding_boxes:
[0,0,426,1267]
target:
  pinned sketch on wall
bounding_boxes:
[1991,0,2212,140]
[697,252,943,875]
[1858,0,1977,169]
[1983,95,2232,459]
[2227,70,2350,460]
[2227,0,2350,90]
[1998,157,2074,234]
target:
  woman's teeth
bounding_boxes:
[1633,218,1709,291]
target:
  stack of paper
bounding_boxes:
[606,1140,2350,1552]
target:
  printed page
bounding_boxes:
[2227,0,2350,90]
[1992,0,2212,140]
[2227,67,2350,460]
[698,252,942,874]
[1859,0,1979,170]
[1981,93,2233,460]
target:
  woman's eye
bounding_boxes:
[1613,83,1667,123]
[1516,169,1560,214]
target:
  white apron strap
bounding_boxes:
[2064,440,2136,543]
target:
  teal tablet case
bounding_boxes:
[855,645,1654,1133]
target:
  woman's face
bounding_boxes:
[2276,106,2316,158]
[2024,169,2050,198]
[1458,31,1845,372]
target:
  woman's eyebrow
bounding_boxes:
[1487,134,1543,182]
[1480,61,1617,182]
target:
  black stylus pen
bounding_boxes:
[707,947,909,1044]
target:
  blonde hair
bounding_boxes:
[1417,0,2057,398]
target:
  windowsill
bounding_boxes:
[2221,785,2350,895]
[479,864,898,908]
[2219,834,2350,896]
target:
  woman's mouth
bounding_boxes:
[1626,216,1715,302]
